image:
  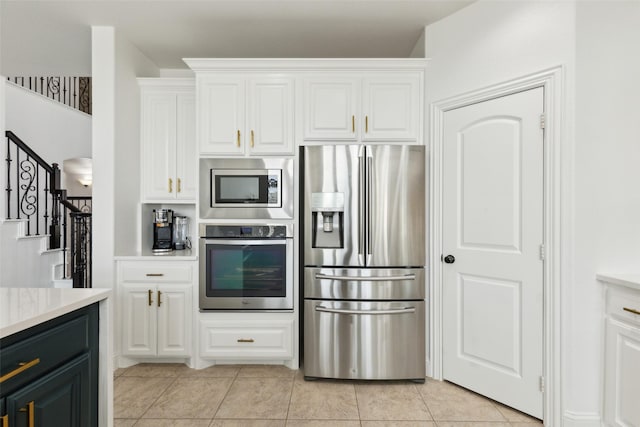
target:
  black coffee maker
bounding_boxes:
[152,209,174,253]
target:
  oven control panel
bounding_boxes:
[201,225,289,239]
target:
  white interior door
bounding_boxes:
[442,87,544,418]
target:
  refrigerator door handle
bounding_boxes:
[366,154,373,261]
[358,152,366,263]
[315,273,416,282]
[315,305,416,315]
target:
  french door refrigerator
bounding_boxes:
[301,144,426,381]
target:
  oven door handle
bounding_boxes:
[315,305,416,315]
[202,239,288,246]
[314,273,415,282]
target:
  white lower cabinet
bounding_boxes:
[602,280,640,427]
[200,317,293,360]
[119,261,194,358]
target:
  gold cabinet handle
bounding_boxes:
[352,115,355,133]
[146,273,164,277]
[1,414,8,427]
[18,401,34,427]
[148,289,153,306]
[250,130,254,148]
[157,290,162,307]
[365,115,369,133]
[168,178,173,193]
[0,358,40,383]
[623,307,640,316]
[237,130,241,147]
[177,178,181,193]
[237,338,255,343]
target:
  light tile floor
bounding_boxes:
[114,364,543,427]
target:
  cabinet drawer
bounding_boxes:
[200,320,293,360]
[1,311,95,395]
[120,263,192,283]
[607,288,640,328]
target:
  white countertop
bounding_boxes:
[114,248,197,261]
[0,287,111,339]
[597,274,640,292]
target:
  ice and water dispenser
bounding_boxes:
[311,192,344,248]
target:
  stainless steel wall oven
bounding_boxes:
[199,224,293,310]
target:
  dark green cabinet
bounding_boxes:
[0,304,98,427]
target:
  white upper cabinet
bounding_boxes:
[198,74,294,156]
[139,79,196,202]
[362,76,421,141]
[303,72,422,143]
[304,77,359,141]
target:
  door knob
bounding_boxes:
[443,255,455,264]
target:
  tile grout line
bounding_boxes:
[211,365,242,420]
[135,372,180,423]
[416,380,436,423]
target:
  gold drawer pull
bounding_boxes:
[146,273,164,277]
[18,401,34,427]
[1,414,8,427]
[352,115,355,133]
[148,289,153,306]
[157,290,162,307]
[251,130,254,148]
[365,115,369,133]
[177,178,181,193]
[237,130,241,147]
[623,307,640,316]
[0,358,40,383]
[237,338,255,343]
[168,178,173,193]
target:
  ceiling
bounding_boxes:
[0,0,473,76]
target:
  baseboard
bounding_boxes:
[563,410,601,427]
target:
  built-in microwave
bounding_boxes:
[199,158,293,219]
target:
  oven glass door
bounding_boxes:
[205,240,287,298]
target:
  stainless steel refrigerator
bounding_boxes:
[302,144,426,381]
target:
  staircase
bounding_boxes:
[2,130,92,288]
[0,219,67,287]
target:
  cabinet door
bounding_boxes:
[1,398,6,427]
[6,353,92,427]
[247,78,294,155]
[156,285,191,357]
[175,93,197,200]
[303,77,359,141]
[141,93,177,201]
[362,75,421,141]
[198,77,245,155]
[604,317,640,427]
[121,284,157,356]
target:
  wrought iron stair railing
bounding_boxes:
[5,130,92,288]
[6,76,92,115]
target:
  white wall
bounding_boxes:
[113,32,160,255]
[424,0,579,423]
[427,0,640,423]
[573,0,640,416]
[91,26,159,362]
[5,82,92,182]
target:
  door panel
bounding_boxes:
[249,79,294,155]
[303,145,361,267]
[122,284,157,356]
[141,93,176,200]
[459,118,522,251]
[304,299,425,380]
[199,78,245,154]
[176,93,197,200]
[442,87,544,418]
[368,145,425,267]
[303,78,359,141]
[157,285,191,357]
